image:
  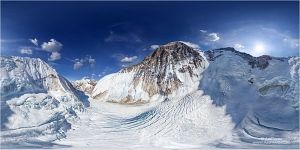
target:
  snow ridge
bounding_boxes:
[0,56,89,148]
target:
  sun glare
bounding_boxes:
[253,43,266,56]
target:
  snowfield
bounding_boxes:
[1,42,299,149]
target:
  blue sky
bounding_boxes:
[1,1,299,80]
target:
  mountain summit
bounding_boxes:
[92,41,208,104]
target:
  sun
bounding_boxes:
[253,43,266,56]
[254,44,265,51]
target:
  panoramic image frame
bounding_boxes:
[0,0,299,149]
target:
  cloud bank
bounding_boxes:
[120,56,138,63]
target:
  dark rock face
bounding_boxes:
[121,41,206,96]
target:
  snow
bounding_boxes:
[199,49,299,145]
[92,43,209,104]
[54,91,235,149]
[72,77,97,96]
[1,43,299,149]
[0,56,88,148]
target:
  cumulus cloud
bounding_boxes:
[73,55,96,70]
[20,48,33,55]
[120,56,138,63]
[48,51,61,61]
[41,39,63,61]
[41,39,63,52]
[150,45,160,50]
[29,38,38,46]
[200,30,221,42]
[206,33,220,42]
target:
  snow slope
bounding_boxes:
[55,91,235,149]
[0,56,89,148]
[200,48,299,145]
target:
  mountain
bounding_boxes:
[0,56,89,148]
[72,77,97,96]
[92,41,208,104]
[91,41,299,146]
[201,48,299,144]
[1,42,299,148]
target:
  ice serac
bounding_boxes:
[92,41,208,104]
[200,48,299,145]
[0,56,89,148]
[72,77,97,96]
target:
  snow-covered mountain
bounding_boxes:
[201,48,299,144]
[92,41,208,104]
[0,56,89,148]
[72,77,97,96]
[91,41,299,146]
[1,42,299,148]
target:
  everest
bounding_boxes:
[0,41,299,149]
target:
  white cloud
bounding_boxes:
[200,30,207,33]
[120,56,138,63]
[41,39,63,52]
[150,45,160,50]
[200,30,220,42]
[88,57,96,64]
[40,39,63,61]
[48,52,61,61]
[73,61,84,70]
[234,43,245,51]
[73,55,96,70]
[29,38,38,46]
[206,33,220,42]
[20,48,33,55]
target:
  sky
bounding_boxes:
[1,1,299,80]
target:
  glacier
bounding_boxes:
[0,42,299,149]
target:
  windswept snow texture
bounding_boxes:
[1,42,299,149]
[200,48,299,147]
[0,56,89,148]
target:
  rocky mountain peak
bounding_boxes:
[144,41,200,64]
[122,41,204,73]
[93,41,208,103]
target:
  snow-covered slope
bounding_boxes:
[89,42,299,147]
[200,48,299,145]
[1,42,299,149]
[0,56,89,148]
[92,41,208,104]
[72,77,97,96]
